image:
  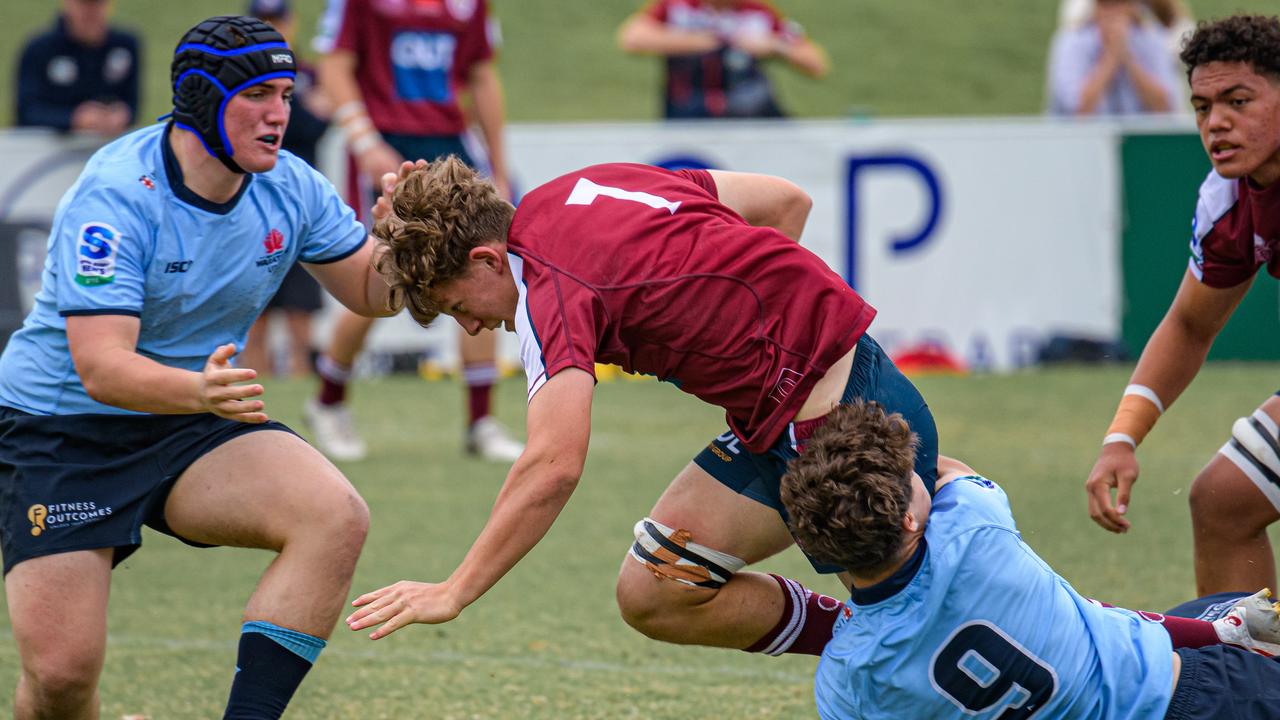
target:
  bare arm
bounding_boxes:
[304,239,397,318]
[1120,54,1174,112]
[1085,270,1252,532]
[617,12,720,56]
[708,169,812,241]
[467,61,510,199]
[67,315,266,421]
[1127,270,1251,414]
[317,49,403,181]
[347,368,595,638]
[777,36,830,78]
[935,455,979,492]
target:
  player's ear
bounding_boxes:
[902,511,921,534]
[469,244,502,271]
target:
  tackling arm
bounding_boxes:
[305,239,397,318]
[347,368,595,638]
[67,315,267,421]
[707,170,812,242]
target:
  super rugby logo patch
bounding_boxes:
[75,222,120,286]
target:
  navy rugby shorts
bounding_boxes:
[0,406,298,574]
[1165,645,1280,719]
[692,333,939,573]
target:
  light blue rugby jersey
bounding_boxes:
[814,476,1174,720]
[0,123,366,415]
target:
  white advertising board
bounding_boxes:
[1,119,1124,372]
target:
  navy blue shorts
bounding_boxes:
[0,406,298,574]
[1165,592,1251,621]
[1165,645,1280,719]
[691,334,939,573]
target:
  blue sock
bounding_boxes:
[223,621,326,720]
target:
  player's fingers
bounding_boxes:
[1086,478,1124,533]
[368,611,412,640]
[207,343,237,366]
[207,385,264,404]
[348,596,399,630]
[206,368,258,386]
[350,585,394,609]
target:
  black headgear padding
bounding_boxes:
[170,15,296,173]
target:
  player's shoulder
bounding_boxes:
[72,126,166,213]
[1193,170,1240,238]
[255,151,329,199]
[929,475,1016,539]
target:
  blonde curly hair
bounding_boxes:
[372,155,515,326]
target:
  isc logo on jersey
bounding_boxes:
[75,222,120,286]
[390,31,456,102]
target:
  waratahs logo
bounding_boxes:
[75,222,120,286]
[256,228,287,269]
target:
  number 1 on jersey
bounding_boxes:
[565,177,682,215]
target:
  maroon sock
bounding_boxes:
[744,574,848,656]
[462,363,498,426]
[1088,598,1220,649]
[1147,613,1221,649]
[315,355,351,406]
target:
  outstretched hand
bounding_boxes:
[347,580,464,640]
[199,343,266,423]
[1085,443,1140,533]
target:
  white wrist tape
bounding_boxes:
[1103,432,1137,448]
[348,130,381,155]
[1124,384,1165,414]
[332,100,368,124]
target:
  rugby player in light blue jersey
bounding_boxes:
[782,401,1280,720]
[0,15,399,719]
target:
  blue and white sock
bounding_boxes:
[223,621,326,720]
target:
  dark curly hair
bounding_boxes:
[780,401,917,575]
[1180,15,1280,82]
[372,156,515,326]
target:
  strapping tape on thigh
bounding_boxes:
[628,517,746,589]
[1220,410,1280,512]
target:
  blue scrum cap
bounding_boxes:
[169,15,296,173]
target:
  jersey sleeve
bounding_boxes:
[329,0,362,54]
[512,254,603,402]
[673,168,718,198]
[455,0,495,73]
[296,161,368,264]
[930,476,1018,539]
[53,185,151,317]
[1189,172,1252,288]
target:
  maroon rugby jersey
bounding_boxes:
[508,163,874,453]
[329,0,493,136]
[1190,171,1280,288]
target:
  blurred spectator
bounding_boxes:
[1059,0,1194,109]
[15,0,139,134]
[240,0,329,378]
[1047,0,1179,116]
[305,0,523,463]
[617,0,829,119]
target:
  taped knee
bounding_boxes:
[628,517,746,589]
[1219,410,1280,509]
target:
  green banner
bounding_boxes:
[1120,133,1280,361]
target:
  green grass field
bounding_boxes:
[0,0,1262,128]
[1,363,1276,717]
